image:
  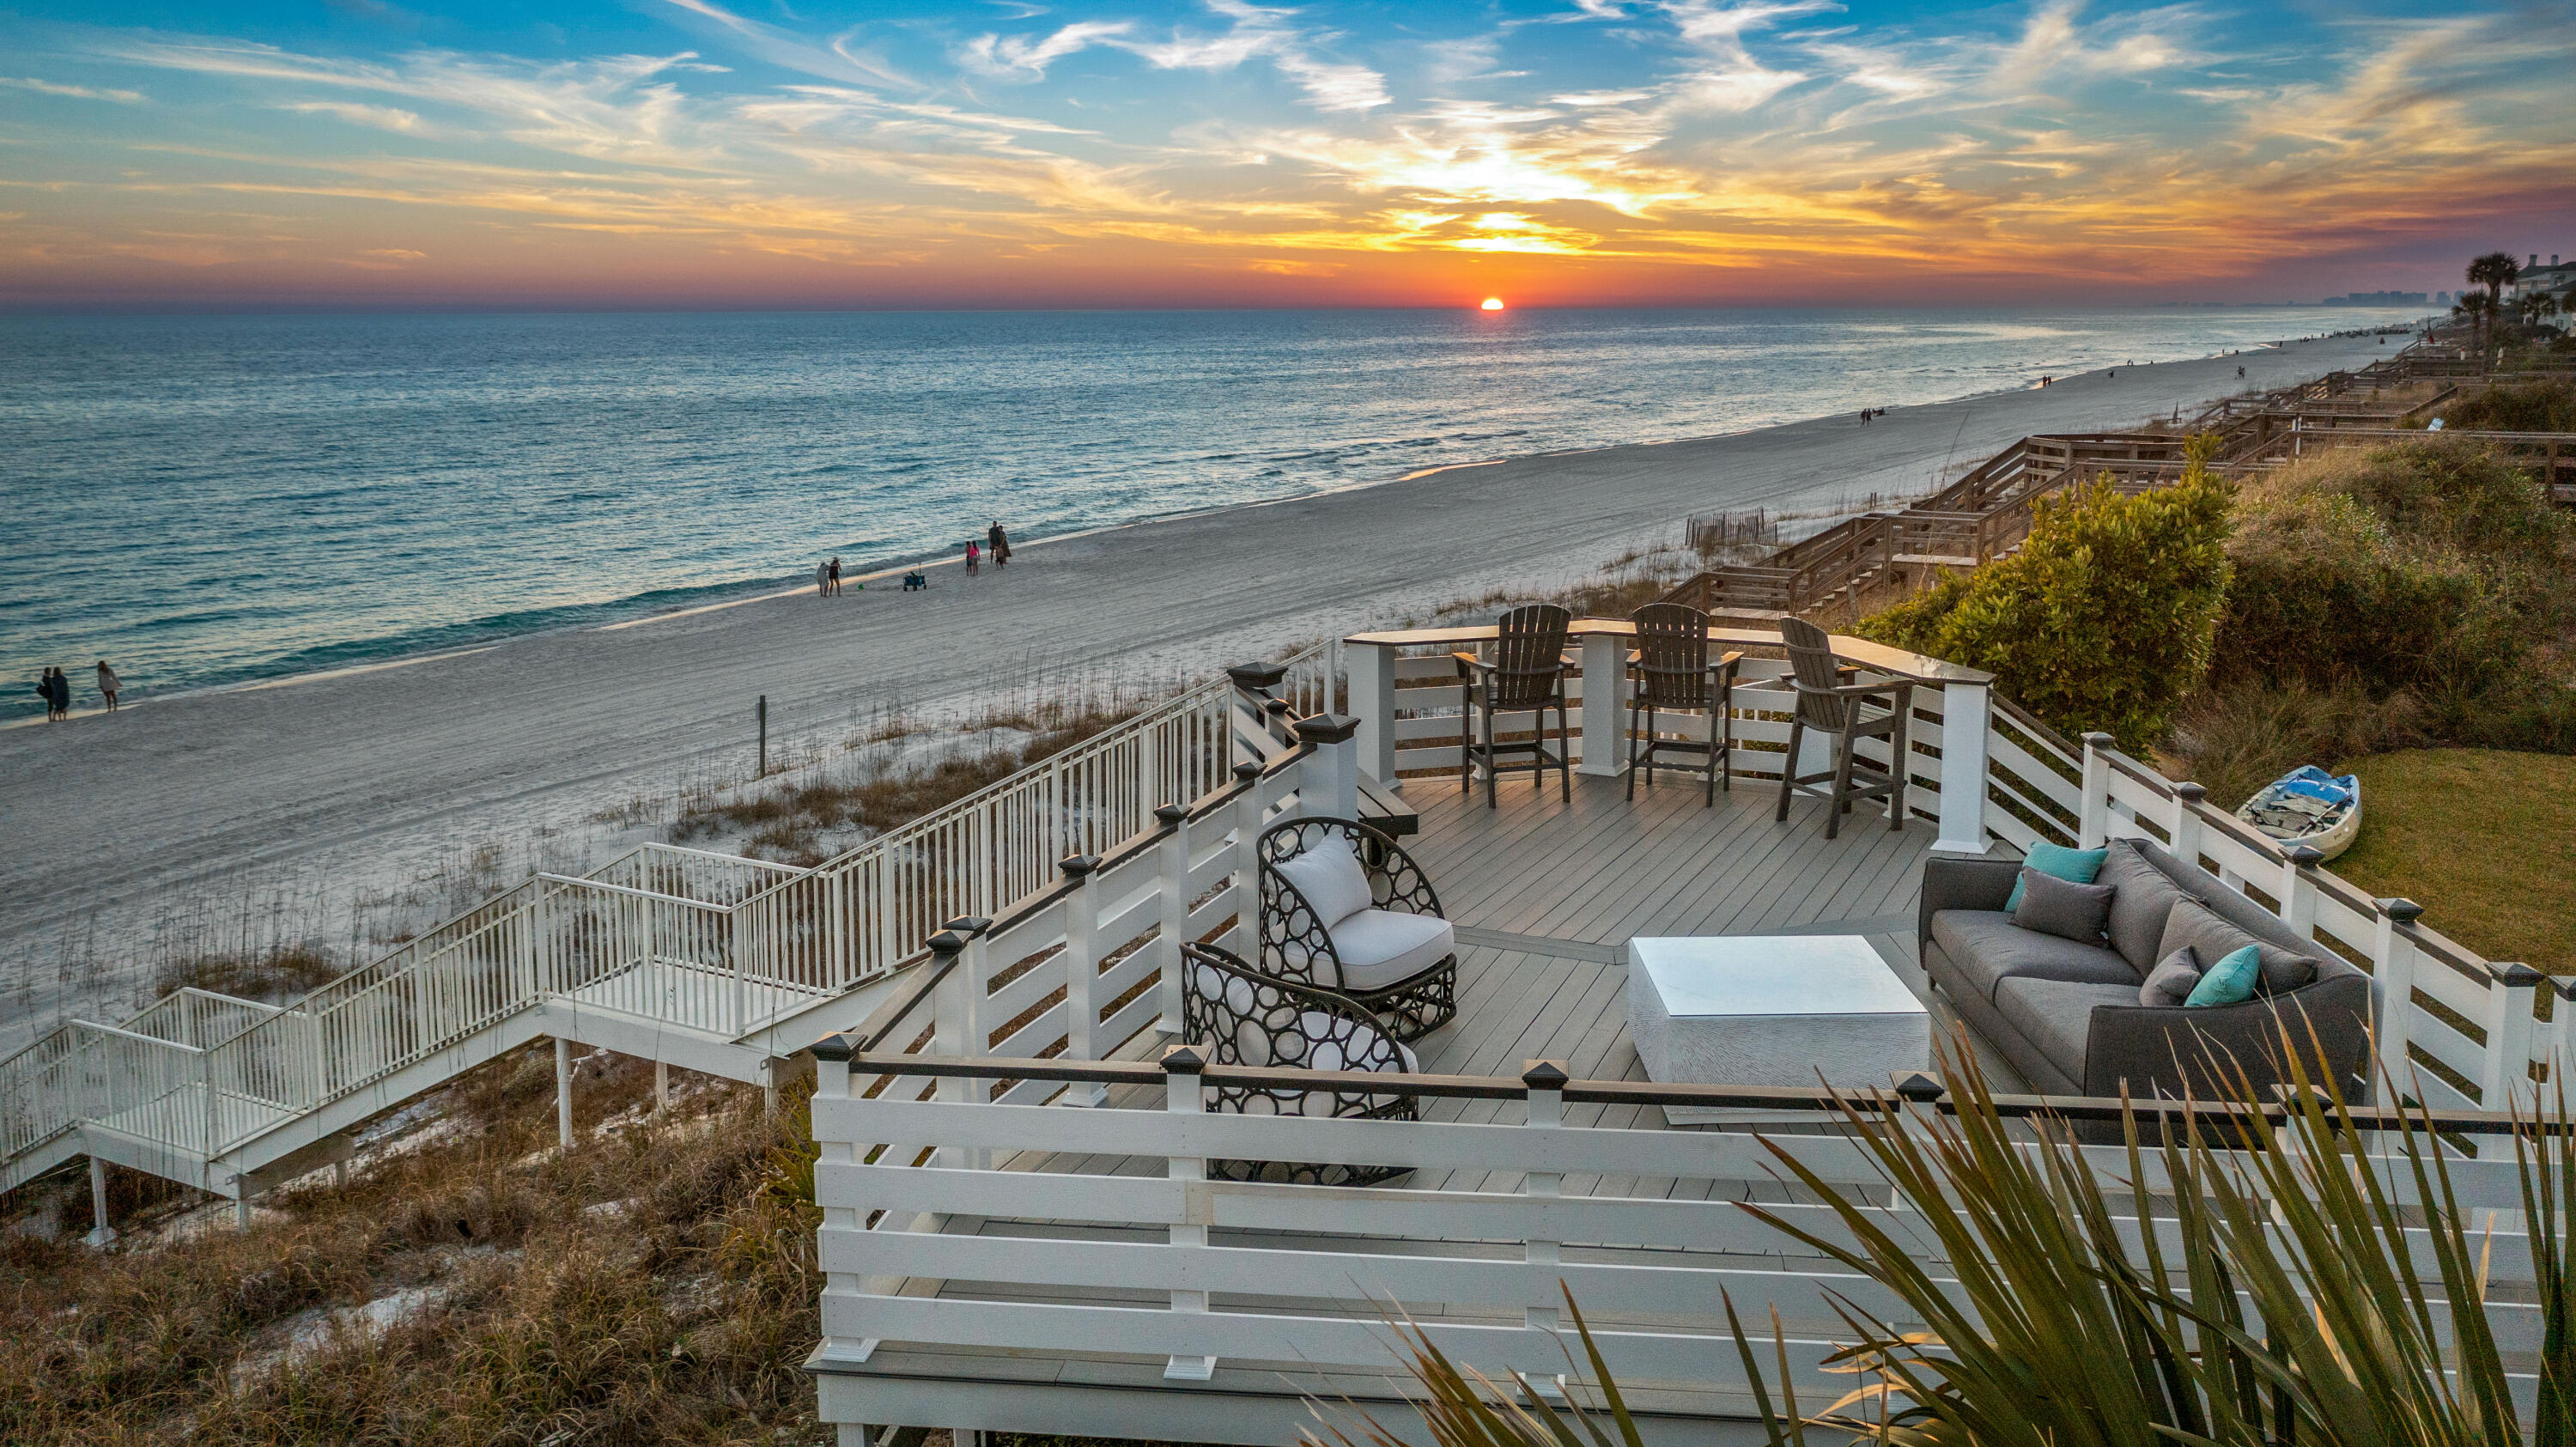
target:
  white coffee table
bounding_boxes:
[1625,934,1931,1125]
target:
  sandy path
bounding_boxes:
[0,335,2396,1042]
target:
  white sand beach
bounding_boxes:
[0,334,2400,1043]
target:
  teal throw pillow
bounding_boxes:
[2185,945,2263,1007]
[2005,842,2109,913]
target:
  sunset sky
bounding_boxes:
[3,0,2569,309]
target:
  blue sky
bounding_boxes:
[3,0,2568,307]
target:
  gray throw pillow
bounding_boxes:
[2139,945,2202,1007]
[2098,840,2196,973]
[2012,866,2115,945]
[2154,898,2320,995]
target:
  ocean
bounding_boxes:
[0,305,2422,718]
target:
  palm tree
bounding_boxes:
[2468,251,2521,357]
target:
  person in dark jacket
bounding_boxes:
[989,521,1012,567]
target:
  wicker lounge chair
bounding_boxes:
[1773,616,1913,838]
[1625,602,1745,806]
[1180,942,1417,1187]
[1455,604,1573,807]
[1257,815,1457,1041]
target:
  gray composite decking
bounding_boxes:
[990,764,2027,1191]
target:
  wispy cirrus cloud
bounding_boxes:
[2,75,145,103]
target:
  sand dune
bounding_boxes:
[0,335,2399,1045]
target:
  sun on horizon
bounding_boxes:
[1479,298,1505,310]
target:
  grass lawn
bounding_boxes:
[2329,748,2576,976]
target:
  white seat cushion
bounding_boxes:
[1275,836,1375,927]
[1326,910,1455,992]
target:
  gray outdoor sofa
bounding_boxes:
[1920,836,2375,1104]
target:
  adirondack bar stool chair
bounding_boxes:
[1257,816,1457,1041]
[1773,616,1914,839]
[1625,601,1746,806]
[1180,942,1418,1187]
[1455,603,1574,807]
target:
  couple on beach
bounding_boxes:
[33,661,118,720]
[816,556,848,596]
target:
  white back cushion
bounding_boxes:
[1275,836,1375,927]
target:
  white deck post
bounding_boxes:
[1059,856,1105,1106]
[1521,1061,1567,1340]
[805,1034,878,1365]
[2479,964,2544,1112]
[2078,732,2115,848]
[1932,680,1994,853]
[2281,846,2322,939]
[2372,899,2422,1098]
[87,1155,114,1249]
[655,1060,671,1114]
[1293,714,1361,818]
[928,927,975,1164]
[1576,630,1625,777]
[1153,805,1191,1036]
[1345,641,1399,788]
[1162,1044,1216,1382]
[2169,783,2207,870]
[1230,762,1263,959]
[555,1037,574,1149]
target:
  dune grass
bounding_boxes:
[2329,747,2576,975]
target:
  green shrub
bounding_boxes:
[2216,439,2573,708]
[2436,374,2576,432]
[1859,442,2233,752]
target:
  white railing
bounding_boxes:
[807,1055,2553,1438]
[2074,733,2569,1122]
[4,648,1334,1188]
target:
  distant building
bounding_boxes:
[2509,253,2573,319]
[2322,290,2427,306]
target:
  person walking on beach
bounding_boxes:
[95,660,120,711]
[39,666,69,721]
[33,669,54,720]
[828,556,843,596]
[988,520,1010,568]
[815,561,830,597]
[965,539,981,575]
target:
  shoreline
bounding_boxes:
[0,331,2403,1043]
[4,329,2382,728]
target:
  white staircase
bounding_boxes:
[2,649,1344,1210]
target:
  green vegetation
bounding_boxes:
[1335,1041,2576,1447]
[2435,374,2576,433]
[1858,439,2233,752]
[2331,748,2576,974]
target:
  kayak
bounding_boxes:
[2236,765,2361,861]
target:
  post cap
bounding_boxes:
[1232,761,1264,781]
[926,929,969,955]
[808,1032,855,1063]
[1895,1073,1945,1102]
[1264,697,1295,717]
[1227,662,1290,692]
[2081,731,2117,748]
[2498,964,2547,988]
[2377,897,2425,925]
[2172,781,2207,802]
[1153,803,1189,824]
[2285,844,2326,867]
[1059,854,1102,879]
[941,915,993,939]
[1292,713,1364,745]
[1162,1043,1208,1073]
[1522,1059,1569,1090]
